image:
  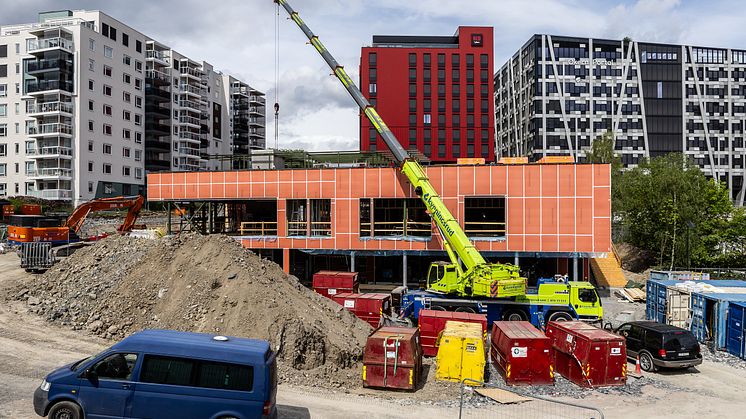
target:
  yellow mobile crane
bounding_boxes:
[275,0,526,298]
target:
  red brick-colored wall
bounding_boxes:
[147,164,611,254]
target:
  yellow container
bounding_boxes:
[435,321,486,385]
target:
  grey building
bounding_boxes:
[495,34,746,204]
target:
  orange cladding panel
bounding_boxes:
[541,165,558,196]
[594,217,611,252]
[507,165,523,195]
[474,166,491,193]
[364,169,380,197]
[576,198,593,235]
[558,198,575,235]
[459,166,476,195]
[558,165,575,197]
[524,198,541,234]
[491,166,507,194]
[575,166,593,197]
[506,197,524,234]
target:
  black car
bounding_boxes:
[612,321,702,372]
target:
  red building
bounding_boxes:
[360,27,495,163]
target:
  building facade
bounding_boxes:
[360,27,495,163]
[147,163,611,284]
[0,10,265,205]
[496,34,746,204]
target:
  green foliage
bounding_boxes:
[615,153,743,268]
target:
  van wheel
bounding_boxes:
[48,401,82,419]
[503,310,527,321]
[639,351,657,372]
[547,312,573,322]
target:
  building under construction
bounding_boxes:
[147,159,612,286]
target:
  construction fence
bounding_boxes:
[459,379,604,419]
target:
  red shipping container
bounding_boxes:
[491,321,554,386]
[363,326,422,390]
[20,204,42,215]
[418,310,487,357]
[312,271,359,299]
[332,293,391,328]
[545,321,627,388]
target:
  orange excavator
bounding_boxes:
[8,195,144,245]
[9,195,145,272]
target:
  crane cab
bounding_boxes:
[427,262,460,293]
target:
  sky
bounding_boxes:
[2,0,745,152]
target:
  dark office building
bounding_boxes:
[495,34,746,204]
[360,27,496,162]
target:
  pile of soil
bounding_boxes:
[10,234,372,387]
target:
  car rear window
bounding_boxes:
[663,332,698,351]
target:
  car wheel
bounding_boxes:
[548,311,573,322]
[639,351,656,372]
[503,309,527,321]
[48,401,82,419]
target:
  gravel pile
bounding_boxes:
[9,234,372,388]
[701,345,746,369]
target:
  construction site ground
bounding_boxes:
[2,251,746,418]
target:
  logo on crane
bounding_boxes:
[422,193,455,237]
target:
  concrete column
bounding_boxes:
[350,251,356,272]
[514,254,519,267]
[402,253,408,287]
[573,256,579,280]
[282,248,290,274]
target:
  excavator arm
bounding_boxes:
[277,0,526,297]
[65,195,145,234]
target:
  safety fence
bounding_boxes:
[459,379,604,419]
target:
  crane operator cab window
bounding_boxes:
[428,264,446,285]
[577,288,599,304]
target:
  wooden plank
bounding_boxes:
[475,388,532,404]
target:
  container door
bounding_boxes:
[716,301,730,349]
[726,305,745,359]
[690,294,706,341]
[667,289,691,328]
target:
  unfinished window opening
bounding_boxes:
[464,196,506,238]
[287,199,332,237]
[361,198,430,238]
[236,200,277,236]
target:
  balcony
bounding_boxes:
[179,66,204,79]
[178,100,204,111]
[27,101,73,116]
[25,80,73,95]
[27,37,74,54]
[28,123,73,137]
[249,96,266,105]
[27,146,73,159]
[27,168,73,179]
[28,189,73,200]
[146,69,171,85]
[178,115,201,127]
[179,84,206,96]
[249,106,263,115]
[178,131,202,143]
[27,58,73,74]
[146,50,170,65]
[145,87,171,103]
[178,147,201,156]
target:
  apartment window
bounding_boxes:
[123,128,131,140]
[0,144,5,156]
[104,65,112,77]
[123,54,131,66]
[135,96,142,108]
[103,163,112,174]
[88,100,94,111]
[103,143,112,154]
[88,161,94,172]
[88,120,94,131]
[657,81,663,99]
[135,132,142,144]
[88,182,94,193]
[0,84,6,97]
[103,104,112,116]
[134,114,142,126]
[103,85,112,96]
[14,83,18,94]
[480,54,488,68]
[88,79,94,91]
[89,38,95,51]
[123,73,131,84]
[15,63,20,74]
[14,123,19,134]
[0,164,5,176]
[424,114,431,125]
[123,110,131,120]
[122,166,131,177]
[89,59,95,71]
[104,46,113,58]
[369,83,376,94]
[14,103,19,115]
[102,22,110,37]
[88,140,94,151]
[135,40,142,53]
[122,33,129,47]
[134,78,142,90]
[0,124,6,137]
[134,150,142,161]
[135,167,142,179]
[0,104,6,117]
[123,91,131,102]
[409,53,416,66]
[0,44,5,58]
[135,60,142,73]
[103,124,112,136]
[15,43,20,54]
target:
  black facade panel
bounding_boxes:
[639,44,683,155]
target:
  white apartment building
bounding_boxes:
[0,10,265,205]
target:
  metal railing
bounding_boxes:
[179,67,204,78]
[27,58,73,73]
[146,50,170,63]
[28,37,74,52]
[287,221,332,237]
[27,146,73,157]
[179,84,206,95]
[28,189,73,199]
[28,101,73,114]
[25,80,74,94]
[177,147,201,156]
[459,379,604,419]
[239,221,278,236]
[178,115,201,126]
[360,220,432,237]
[464,221,506,237]
[145,69,170,83]
[27,168,73,178]
[28,123,73,136]
[178,132,201,141]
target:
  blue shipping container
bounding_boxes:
[690,293,746,348]
[726,301,746,360]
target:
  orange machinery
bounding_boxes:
[7,195,144,245]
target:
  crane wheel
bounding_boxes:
[503,310,527,321]
[455,307,476,313]
[547,311,573,322]
[430,306,447,311]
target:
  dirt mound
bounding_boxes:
[11,234,371,387]
[616,243,655,273]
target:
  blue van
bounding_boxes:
[33,329,278,419]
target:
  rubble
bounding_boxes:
[7,233,372,388]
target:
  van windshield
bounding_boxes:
[664,332,699,351]
[71,350,106,371]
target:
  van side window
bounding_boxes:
[198,361,253,391]
[140,355,254,391]
[140,356,194,386]
[92,353,138,381]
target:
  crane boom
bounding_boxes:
[276,0,526,298]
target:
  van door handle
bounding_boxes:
[121,384,131,390]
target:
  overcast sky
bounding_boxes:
[2,0,744,151]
